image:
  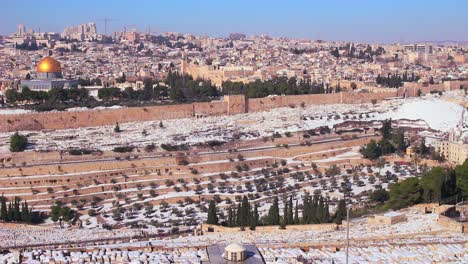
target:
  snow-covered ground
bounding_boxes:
[0,92,465,152]
[0,108,33,115]
[1,208,466,261]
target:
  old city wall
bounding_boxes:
[398,80,467,97]
[0,91,400,133]
[0,80,465,133]
[0,103,194,132]
[247,93,342,112]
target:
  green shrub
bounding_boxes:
[10,132,28,152]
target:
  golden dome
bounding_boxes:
[37,56,62,73]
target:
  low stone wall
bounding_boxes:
[201,223,338,233]
[437,214,467,233]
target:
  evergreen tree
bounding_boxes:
[455,160,468,196]
[386,177,422,210]
[240,196,250,227]
[8,202,14,222]
[380,119,392,140]
[267,197,280,225]
[324,199,330,222]
[0,197,7,221]
[10,132,28,152]
[207,200,218,225]
[294,200,299,224]
[283,197,288,225]
[317,196,326,223]
[333,199,347,224]
[22,201,30,223]
[360,140,382,160]
[250,204,259,230]
[394,129,406,153]
[302,192,310,224]
[13,197,21,222]
[236,202,242,226]
[287,196,294,225]
[418,139,428,155]
[253,204,259,226]
[227,206,234,227]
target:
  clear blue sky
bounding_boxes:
[2,0,467,43]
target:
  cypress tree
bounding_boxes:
[250,204,258,230]
[267,197,280,225]
[207,200,218,225]
[287,196,294,225]
[21,203,25,222]
[232,207,237,227]
[324,199,330,223]
[13,197,21,222]
[23,201,30,223]
[253,204,259,226]
[241,196,250,227]
[283,197,288,225]
[311,195,318,224]
[227,206,234,227]
[0,197,7,221]
[333,199,347,224]
[303,192,310,224]
[294,200,299,224]
[236,203,242,227]
[8,202,14,222]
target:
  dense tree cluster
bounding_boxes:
[149,35,200,50]
[77,78,102,86]
[342,43,385,60]
[15,42,43,51]
[0,196,41,223]
[98,81,169,102]
[222,77,334,98]
[208,194,348,229]
[376,72,420,88]
[6,86,90,111]
[166,71,218,102]
[50,202,75,222]
[330,44,385,61]
[360,120,407,159]
[386,161,468,209]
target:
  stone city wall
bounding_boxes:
[0,91,400,133]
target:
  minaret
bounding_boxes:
[181,50,187,74]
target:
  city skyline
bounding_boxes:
[3,0,468,43]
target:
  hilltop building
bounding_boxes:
[435,111,468,165]
[62,22,97,41]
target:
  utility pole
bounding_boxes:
[346,206,350,264]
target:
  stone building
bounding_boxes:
[435,140,468,165]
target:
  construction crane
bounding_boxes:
[123,24,138,34]
[96,18,118,36]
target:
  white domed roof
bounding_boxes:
[225,242,246,252]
